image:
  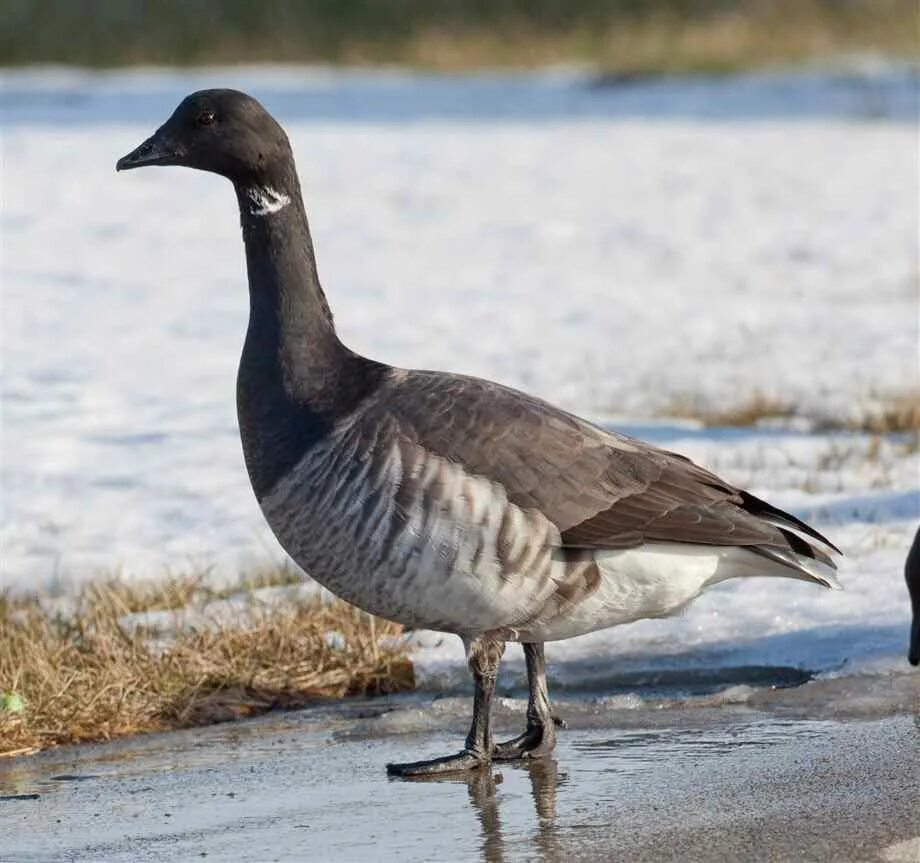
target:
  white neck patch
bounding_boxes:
[247,186,291,217]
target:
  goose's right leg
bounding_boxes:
[493,642,558,760]
[387,635,504,777]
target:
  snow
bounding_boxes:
[1,64,917,684]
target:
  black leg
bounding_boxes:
[387,635,505,777]
[493,642,558,761]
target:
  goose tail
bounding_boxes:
[748,544,842,590]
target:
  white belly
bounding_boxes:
[518,544,755,642]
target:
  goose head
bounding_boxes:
[116,89,292,186]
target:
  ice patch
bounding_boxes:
[594,693,644,711]
[336,707,441,738]
[698,684,757,706]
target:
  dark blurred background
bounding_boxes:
[1,0,914,72]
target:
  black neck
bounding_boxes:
[234,164,386,498]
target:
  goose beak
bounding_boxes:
[116,130,182,171]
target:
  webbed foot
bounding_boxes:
[492,720,556,761]
[387,749,489,777]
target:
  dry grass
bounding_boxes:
[827,392,920,438]
[0,573,413,757]
[81,562,304,616]
[664,390,796,427]
[663,390,920,441]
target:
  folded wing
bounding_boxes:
[381,370,839,585]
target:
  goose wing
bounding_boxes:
[380,370,838,567]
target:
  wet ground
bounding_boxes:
[2,673,918,862]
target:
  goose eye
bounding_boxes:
[197,110,216,126]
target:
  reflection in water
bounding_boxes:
[528,759,565,863]
[406,759,567,863]
[466,769,505,863]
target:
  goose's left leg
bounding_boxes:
[493,642,557,760]
[387,635,505,777]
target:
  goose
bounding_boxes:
[906,527,919,666]
[117,90,841,777]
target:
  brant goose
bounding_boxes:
[906,527,919,666]
[117,90,841,776]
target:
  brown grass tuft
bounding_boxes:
[662,390,920,441]
[82,563,304,616]
[0,573,413,756]
[809,391,920,454]
[842,392,920,437]
[665,390,795,427]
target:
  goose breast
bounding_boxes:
[257,412,565,634]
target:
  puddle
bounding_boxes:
[570,719,832,775]
[2,681,917,862]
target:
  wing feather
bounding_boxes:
[373,370,837,569]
